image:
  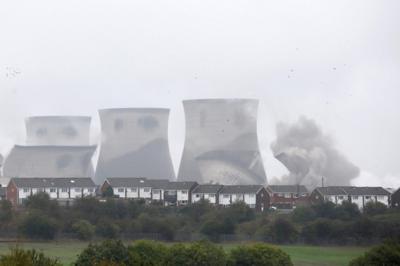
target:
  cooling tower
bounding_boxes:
[178,99,267,185]
[25,116,91,146]
[3,145,96,178]
[95,108,175,183]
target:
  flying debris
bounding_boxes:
[271,116,360,189]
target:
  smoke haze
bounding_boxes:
[271,116,360,188]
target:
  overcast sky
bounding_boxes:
[1,0,399,187]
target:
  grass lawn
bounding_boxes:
[0,241,369,266]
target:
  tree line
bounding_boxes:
[0,192,399,245]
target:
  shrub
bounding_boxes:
[292,206,316,223]
[228,243,293,266]
[128,240,168,266]
[349,240,400,266]
[200,217,235,239]
[19,212,58,240]
[165,241,226,266]
[72,219,95,240]
[267,217,298,244]
[364,201,388,216]
[0,247,61,266]
[96,219,120,239]
[0,200,13,225]
[301,218,347,244]
[74,240,130,266]
[24,192,60,217]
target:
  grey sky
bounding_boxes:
[1,0,399,186]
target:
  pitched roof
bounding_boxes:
[192,184,224,194]
[10,178,96,188]
[220,185,264,194]
[315,187,347,195]
[342,186,390,196]
[105,177,169,189]
[316,186,391,196]
[267,185,308,193]
[166,181,198,190]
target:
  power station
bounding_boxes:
[2,116,96,178]
[177,99,267,185]
[95,108,176,184]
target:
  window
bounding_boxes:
[61,188,68,193]
[37,188,44,192]
[223,194,230,198]
[284,193,291,198]
[195,194,200,198]
[143,188,150,193]
[88,188,94,193]
[75,188,81,193]
[23,188,29,193]
[353,196,359,200]
[338,196,344,200]
[181,190,188,194]
[130,188,137,192]
[50,188,56,193]
[209,194,215,198]
[248,194,255,198]
[377,196,385,200]
[118,188,124,193]
[365,196,371,200]
[153,189,160,193]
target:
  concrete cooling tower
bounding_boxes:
[95,108,175,183]
[178,99,267,185]
[25,116,91,146]
[3,145,96,178]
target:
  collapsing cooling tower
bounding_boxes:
[25,116,91,146]
[3,145,96,177]
[95,108,176,183]
[177,99,267,185]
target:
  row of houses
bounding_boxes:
[2,176,399,211]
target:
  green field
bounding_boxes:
[0,241,369,266]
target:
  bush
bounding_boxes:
[0,247,61,266]
[0,200,13,225]
[200,217,235,239]
[165,241,226,266]
[292,206,316,223]
[72,220,95,240]
[24,192,60,217]
[19,212,58,240]
[267,218,298,244]
[128,240,168,266]
[228,243,293,266]
[301,218,346,244]
[96,219,120,239]
[349,240,400,266]
[74,240,130,266]
[364,201,388,216]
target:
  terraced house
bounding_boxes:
[6,177,96,206]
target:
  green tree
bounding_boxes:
[128,240,168,266]
[364,201,388,216]
[24,192,60,217]
[268,217,298,244]
[74,240,130,266]
[0,200,13,225]
[228,243,293,266]
[96,219,120,239]
[0,247,61,266]
[292,206,316,223]
[349,240,400,266]
[72,219,95,240]
[19,212,58,240]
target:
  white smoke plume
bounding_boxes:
[270,116,360,189]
